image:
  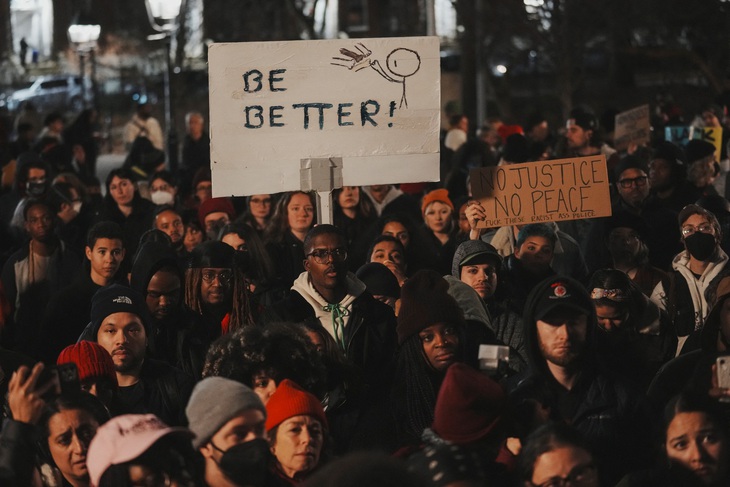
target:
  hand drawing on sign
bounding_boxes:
[331,43,421,109]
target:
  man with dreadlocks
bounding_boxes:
[183,240,253,378]
[263,224,397,450]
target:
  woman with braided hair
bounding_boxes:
[385,269,467,450]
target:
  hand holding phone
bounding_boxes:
[7,363,59,424]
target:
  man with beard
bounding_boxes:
[87,284,194,426]
[510,276,651,486]
[1,199,79,357]
[152,205,186,256]
[651,204,730,355]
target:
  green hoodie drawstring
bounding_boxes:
[323,303,349,355]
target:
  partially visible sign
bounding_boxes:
[469,156,611,228]
[614,105,650,151]
[665,126,723,161]
[208,36,441,197]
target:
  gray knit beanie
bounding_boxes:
[186,376,266,449]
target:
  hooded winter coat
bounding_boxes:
[510,276,653,486]
[650,247,729,354]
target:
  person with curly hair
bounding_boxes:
[201,322,328,404]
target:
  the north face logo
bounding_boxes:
[112,296,133,305]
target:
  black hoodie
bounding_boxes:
[129,241,188,369]
[511,275,653,486]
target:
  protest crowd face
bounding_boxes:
[5,70,730,487]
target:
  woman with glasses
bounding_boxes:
[519,422,599,487]
[650,204,729,355]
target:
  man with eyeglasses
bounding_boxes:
[584,155,681,273]
[650,204,729,355]
[182,241,252,378]
[264,224,397,449]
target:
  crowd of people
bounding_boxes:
[0,96,729,486]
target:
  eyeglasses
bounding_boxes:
[201,270,233,284]
[617,176,648,188]
[307,248,347,264]
[250,197,271,205]
[532,462,597,487]
[681,222,714,237]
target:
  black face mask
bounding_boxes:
[684,232,717,261]
[212,438,270,487]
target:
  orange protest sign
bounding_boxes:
[469,155,612,228]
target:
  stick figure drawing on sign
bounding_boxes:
[332,43,422,109]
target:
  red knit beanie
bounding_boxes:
[198,197,236,228]
[421,188,454,214]
[57,340,118,387]
[432,363,506,445]
[265,379,327,432]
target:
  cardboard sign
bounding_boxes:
[614,105,650,151]
[469,156,611,227]
[208,37,441,197]
[665,126,723,161]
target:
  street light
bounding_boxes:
[68,13,100,110]
[145,0,182,172]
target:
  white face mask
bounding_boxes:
[72,201,82,214]
[151,190,174,206]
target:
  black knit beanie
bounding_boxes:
[396,270,464,345]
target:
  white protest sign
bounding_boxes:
[208,37,441,197]
[613,104,650,151]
